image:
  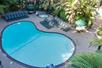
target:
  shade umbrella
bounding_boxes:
[75,19,86,27]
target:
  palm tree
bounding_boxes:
[90,38,102,51]
[66,53,102,68]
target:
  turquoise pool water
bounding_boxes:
[1,21,75,67]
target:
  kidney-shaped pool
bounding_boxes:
[1,21,75,68]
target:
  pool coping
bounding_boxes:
[0,21,76,68]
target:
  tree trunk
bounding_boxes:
[98,46,101,50]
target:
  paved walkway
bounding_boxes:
[0,14,98,68]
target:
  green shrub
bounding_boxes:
[9,4,19,11]
[0,5,8,14]
[59,9,67,21]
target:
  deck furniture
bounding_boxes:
[40,18,53,29]
[36,11,49,18]
[3,11,28,21]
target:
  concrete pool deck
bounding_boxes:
[0,14,98,68]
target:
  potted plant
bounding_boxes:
[63,0,97,30]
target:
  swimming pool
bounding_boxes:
[1,21,75,67]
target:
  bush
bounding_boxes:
[0,5,8,14]
[9,4,19,11]
[59,9,67,21]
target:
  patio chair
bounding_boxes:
[40,18,54,29]
[36,11,49,18]
[10,13,14,20]
[40,18,53,29]
[22,11,28,18]
[15,12,20,18]
[58,21,71,32]
[3,11,29,21]
[40,17,62,29]
[13,12,17,19]
[5,14,9,21]
[50,17,59,27]
[62,26,71,32]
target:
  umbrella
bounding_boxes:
[75,19,86,27]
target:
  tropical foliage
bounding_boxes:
[97,25,102,36]
[0,0,17,5]
[0,5,7,14]
[35,0,54,11]
[90,38,102,50]
[68,53,102,68]
[0,0,12,14]
[45,0,98,28]
[0,0,28,13]
[63,0,97,27]
[17,0,27,10]
[90,25,102,49]
[0,0,18,13]
[0,0,98,27]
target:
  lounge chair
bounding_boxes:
[58,21,71,32]
[36,11,49,18]
[62,27,71,32]
[40,18,53,29]
[40,17,69,30]
[3,11,29,21]
[50,17,59,27]
[13,12,17,19]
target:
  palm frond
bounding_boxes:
[90,38,102,47]
[70,53,102,68]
